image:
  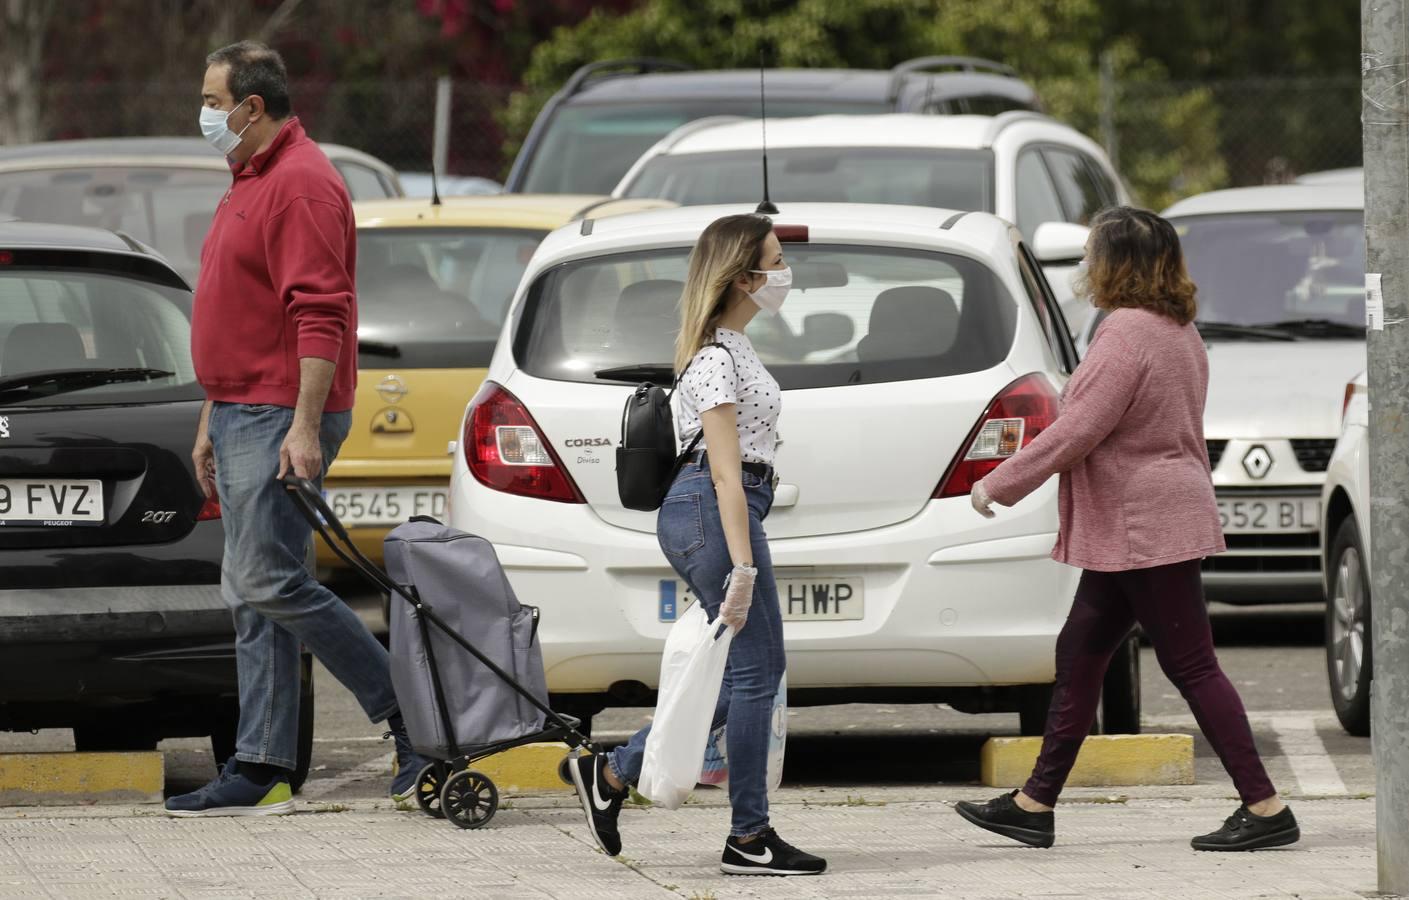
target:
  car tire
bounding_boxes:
[1018,684,1054,736]
[1326,517,1372,737]
[1100,631,1142,735]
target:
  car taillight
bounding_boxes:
[197,495,222,520]
[934,373,1061,499]
[463,381,584,504]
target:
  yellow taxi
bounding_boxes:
[320,193,670,570]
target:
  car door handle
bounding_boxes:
[772,484,799,508]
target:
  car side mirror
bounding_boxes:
[1033,222,1090,264]
[801,313,854,352]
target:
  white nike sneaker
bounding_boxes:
[569,753,626,856]
[721,828,827,876]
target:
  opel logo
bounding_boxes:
[376,374,408,405]
[1242,445,1273,480]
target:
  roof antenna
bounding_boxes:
[430,75,449,207]
[755,49,778,215]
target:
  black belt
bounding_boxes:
[688,450,775,483]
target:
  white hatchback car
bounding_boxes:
[1320,370,1370,735]
[447,202,1142,735]
[611,112,1130,334]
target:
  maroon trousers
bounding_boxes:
[1024,559,1277,807]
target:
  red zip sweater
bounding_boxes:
[191,118,358,412]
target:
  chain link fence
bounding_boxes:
[29,75,1361,201]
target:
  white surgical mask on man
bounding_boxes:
[199,97,252,156]
[747,266,793,316]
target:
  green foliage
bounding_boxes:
[502,0,1231,205]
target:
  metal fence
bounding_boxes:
[28,74,1362,200]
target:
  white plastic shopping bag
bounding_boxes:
[698,672,786,793]
[638,602,734,809]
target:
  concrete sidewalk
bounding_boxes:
[0,785,1385,899]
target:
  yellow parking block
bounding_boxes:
[0,752,164,806]
[981,734,1195,788]
[469,743,572,793]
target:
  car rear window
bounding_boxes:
[356,227,546,369]
[0,269,200,406]
[514,244,1017,389]
[622,148,995,211]
[0,167,229,284]
[521,100,883,195]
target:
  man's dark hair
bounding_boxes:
[206,41,292,119]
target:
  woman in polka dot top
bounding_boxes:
[570,214,826,876]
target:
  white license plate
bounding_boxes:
[660,577,864,622]
[323,486,447,527]
[1217,496,1321,534]
[0,478,103,526]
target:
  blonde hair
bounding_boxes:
[673,213,774,373]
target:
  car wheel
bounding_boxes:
[292,656,316,793]
[1100,631,1142,734]
[1018,684,1053,736]
[1326,517,1372,736]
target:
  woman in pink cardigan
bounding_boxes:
[954,207,1298,852]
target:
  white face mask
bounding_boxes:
[199,97,252,156]
[746,266,793,316]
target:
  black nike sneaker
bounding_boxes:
[569,753,627,856]
[721,828,827,876]
[955,790,1056,848]
[1191,804,1300,851]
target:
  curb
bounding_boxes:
[469,743,571,793]
[981,734,1195,788]
[0,752,164,806]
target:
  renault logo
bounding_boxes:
[376,374,408,404]
[1242,445,1273,479]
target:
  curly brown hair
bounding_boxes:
[1077,206,1198,325]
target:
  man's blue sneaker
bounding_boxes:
[386,719,433,802]
[165,758,294,817]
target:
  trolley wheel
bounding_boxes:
[557,755,574,786]
[441,769,498,830]
[414,763,447,819]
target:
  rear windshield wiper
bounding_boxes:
[594,363,675,384]
[357,339,402,358]
[1250,318,1366,338]
[1194,321,1298,342]
[0,367,176,402]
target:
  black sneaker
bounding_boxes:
[1191,804,1300,851]
[721,828,827,876]
[568,753,626,856]
[955,790,1056,848]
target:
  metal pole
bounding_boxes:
[1099,48,1119,173]
[1362,0,1409,891]
[433,75,452,180]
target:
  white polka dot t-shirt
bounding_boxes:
[676,327,780,466]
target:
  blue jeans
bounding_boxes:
[607,462,785,837]
[209,402,399,770]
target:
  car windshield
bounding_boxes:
[514,243,1017,389]
[0,167,229,283]
[356,227,546,368]
[0,268,198,407]
[1174,210,1366,335]
[621,147,995,210]
[521,99,883,195]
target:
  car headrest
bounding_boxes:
[2,322,88,375]
[857,286,961,362]
[613,279,683,350]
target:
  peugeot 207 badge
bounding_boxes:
[376,374,408,404]
[1242,444,1273,479]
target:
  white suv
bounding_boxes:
[447,202,1142,735]
[611,112,1130,334]
[1320,370,1370,735]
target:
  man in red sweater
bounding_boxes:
[167,41,426,817]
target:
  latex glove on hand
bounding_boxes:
[972,480,997,519]
[720,564,757,629]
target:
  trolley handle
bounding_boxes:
[281,475,353,545]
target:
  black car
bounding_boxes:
[507,56,1042,195]
[0,221,313,790]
